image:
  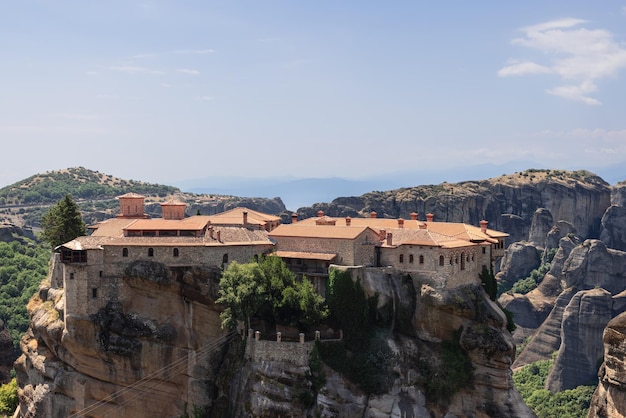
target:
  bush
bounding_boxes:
[0,378,18,415]
[514,359,595,417]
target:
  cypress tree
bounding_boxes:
[40,194,86,248]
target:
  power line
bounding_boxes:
[68,330,236,418]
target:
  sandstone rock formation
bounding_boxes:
[496,242,540,287]
[296,170,611,243]
[588,311,626,418]
[16,260,535,417]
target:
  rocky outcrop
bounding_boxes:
[512,240,626,393]
[15,258,227,418]
[222,268,535,418]
[600,205,626,252]
[588,312,626,418]
[496,242,540,287]
[528,208,554,248]
[546,288,612,391]
[16,257,535,418]
[297,170,611,243]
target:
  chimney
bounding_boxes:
[345,216,351,226]
[410,212,418,221]
[243,211,248,226]
[370,211,377,218]
[291,213,298,224]
[480,220,488,234]
[397,218,404,228]
[379,229,386,241]
[317,210,324,218]
[386,232,393,246]
[426,213,434,222]
[419,223,427,229]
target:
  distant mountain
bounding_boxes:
[174,161,556,210]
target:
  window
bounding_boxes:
[148,248,154,257]
[399,254,404,263]
[122,248,128,257]
[409,254,414,263]
[460,253,465,270]
[99,271,103,278]
[482,247,486,254]
[222,253,228,264]
[173,248,179,257]
[69,272,74,280]
[439,255,444,266]
[419,255,424,264]
[92,288,98,298]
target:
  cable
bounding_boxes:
[68,330,236,418]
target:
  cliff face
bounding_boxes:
[588,311,626,418]
[220,268,534,418]
[15,256,227,418]
[297,170,611,243]
[16,261,534,418]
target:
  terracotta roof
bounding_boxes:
[273,251,337,261]
[269,224,377,240]
[102,227,273,247]
[207,207,280,226]
[297,216,426,229]
[57,236,114,251]
[89,218,140,238]
[124,217,211,231]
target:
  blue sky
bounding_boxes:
[1,1,626,189]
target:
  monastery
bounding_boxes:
[56,193,507,317]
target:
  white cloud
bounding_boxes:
[177,68,200,75]
[547,81,601,105]
[109,66,164,75]
[497,61,552,76]
[499,18,626,105]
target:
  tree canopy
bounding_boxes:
[216,256,328,331]
[40,194,86,248]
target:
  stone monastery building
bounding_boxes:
[57,193,507,316]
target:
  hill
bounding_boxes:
[0,167,286,229]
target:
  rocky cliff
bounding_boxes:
[588,311,626,418]
[15,259,534,417]
[296,170,611,244]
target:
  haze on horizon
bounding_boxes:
[1,1,626,190]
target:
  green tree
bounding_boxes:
[216,261,266,330]
[216,257,328,330]
[40,194,86,248]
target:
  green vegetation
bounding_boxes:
[216,256,328,331]
[509,263,551,295]
[40,195,86,248]
[0,240,49,347]
[315,268,397,395]
[514,359,596,418]
[0,167,178,207]
[419,332,474,403]
[0,378,18,416]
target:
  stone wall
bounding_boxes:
[246,338,315,367]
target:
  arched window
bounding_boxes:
[419,255,424,264]
[173,248,179,257]
[223,253,229,264]
[122,248,128,257]
[148,248,154,257]
[439,255,444,266]
[460,252,465,270]
[409,254,414,263]
[399,254,404,263]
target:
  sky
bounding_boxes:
[1,1,626,189]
